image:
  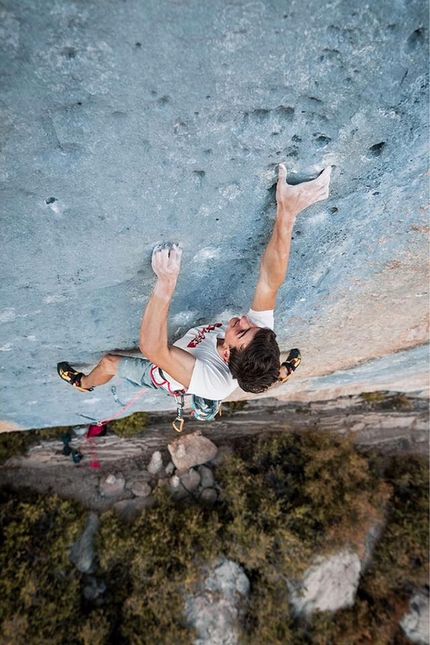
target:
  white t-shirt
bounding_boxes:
[152,309,274,399]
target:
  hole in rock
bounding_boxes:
[368,142,386,157]
[406,28,425,52]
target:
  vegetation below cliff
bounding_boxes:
[0,425,428,644]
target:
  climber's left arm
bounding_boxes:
[251,164,332,311]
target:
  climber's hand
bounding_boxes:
[151,243,183,283]
[276,164,332,222]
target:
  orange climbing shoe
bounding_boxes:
[279,348,301,384]
[57,362,94,392]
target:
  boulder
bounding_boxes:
[69,512,100,574]
[170,474,188,500]
[168,431,218,471]
[165,461,175,476]
[199,465,215,489]
[400,591,430,645]
[113,497,154,523]
[289,549,361,615]
[148,450,163,475]
[201,488,218,505]
[130,480,152,497]
[184,558,250,645]
[83,577,107,601]
[210,444,234,467]
[179,468,201,493]
[99,472,126,497]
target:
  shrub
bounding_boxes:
[304,453,429,644]
[216,431,390,641]
[0,431,427,644]
[95,490,221,642]
[108,411,148,437]
[0,487,86,644]
[0,426,72,465]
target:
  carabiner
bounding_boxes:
[172,417,185,433]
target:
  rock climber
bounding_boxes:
[58,163,332,411]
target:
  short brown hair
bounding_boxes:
[228,327,280,393]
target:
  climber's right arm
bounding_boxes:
[139,245,196,388]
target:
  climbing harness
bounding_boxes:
[149,365,188,432]
[64,361,225,466]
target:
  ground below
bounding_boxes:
[0,394,427,512]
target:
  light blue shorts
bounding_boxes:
[117,356,159,390]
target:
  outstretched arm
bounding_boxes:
[139,244,196,388]
[251,164,332,311]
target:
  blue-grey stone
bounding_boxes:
[1,0,428,429]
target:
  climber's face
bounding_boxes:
[224,315,260,350]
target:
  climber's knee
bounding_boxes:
[100,354,121,375]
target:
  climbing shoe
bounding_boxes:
[279,348,301,383]
[57,362,94,392]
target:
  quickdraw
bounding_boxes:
[150,365,187,432]
[172,391,185,433]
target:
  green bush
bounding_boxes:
[304,453,429,645]
[216,431,391,641]
[108,411,148,438]
[0,487,86,645]
[95,490,220,643]
[0,426,72,465]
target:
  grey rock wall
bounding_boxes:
[0,0,428,429]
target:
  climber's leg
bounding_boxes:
[57,354,121,391]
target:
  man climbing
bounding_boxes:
[58,163,331,409]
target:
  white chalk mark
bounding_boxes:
[171,311,198,326]
[0,308,16,323]
[192,247,221,263]
[43,295,66,304]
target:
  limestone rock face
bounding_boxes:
[168,432,218,471]
[290,549,362,615]
[400,591,430,645]
[1,0,428,429]
[184,558,250,645]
